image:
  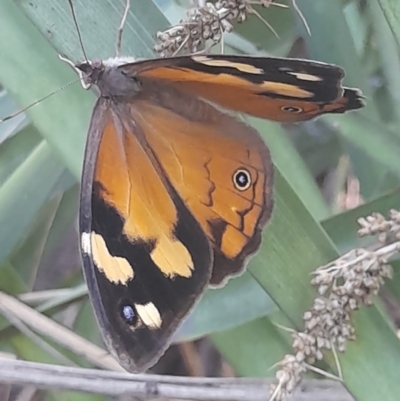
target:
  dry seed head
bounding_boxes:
[154,1,286,57]
[358,210,400,243]
[269,210,399,401]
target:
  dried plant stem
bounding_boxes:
[0,358,355,401]
[269,209,400,401]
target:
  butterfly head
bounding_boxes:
[75,58,141,97]
[76,60,105,90]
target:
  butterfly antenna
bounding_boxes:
[67,0,89,62]
[116,0,131,57]
[291,0,311,35]
[0,78,82,123]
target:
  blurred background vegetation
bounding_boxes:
[0,0,400,400]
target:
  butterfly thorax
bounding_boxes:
[76,58,141,98]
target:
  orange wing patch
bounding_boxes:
[93,116,194,279]
[138,66,314,100]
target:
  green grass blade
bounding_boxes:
[0,141,65,264]
[377,0,400,48]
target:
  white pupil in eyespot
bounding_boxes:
[237,173,247,186]
[282,106,302,113]
[122,304,136,324]
[233,169,251,190]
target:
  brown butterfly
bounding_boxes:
[26,0,360,375]
[75,52,364,372]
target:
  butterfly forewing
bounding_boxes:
[80,98,212,371]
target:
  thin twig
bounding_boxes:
[0,359,354,401]
[0,291,123,372]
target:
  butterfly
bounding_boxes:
[13,0,357,375]
[74,52,364,372]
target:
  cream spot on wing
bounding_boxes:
[192,56,263,74]
[91,232,134,284]
[287,72,323,81]
[135,302,162,329]
[259,81,313,98]
[151,236,193,278]
[81,232,92,255]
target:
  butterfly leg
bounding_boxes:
[116,0,131,57]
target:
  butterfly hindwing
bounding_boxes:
[129,82,273,285]
[80,98,212,371]
[121,54,364,122]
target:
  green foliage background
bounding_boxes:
[1,1,400,400]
